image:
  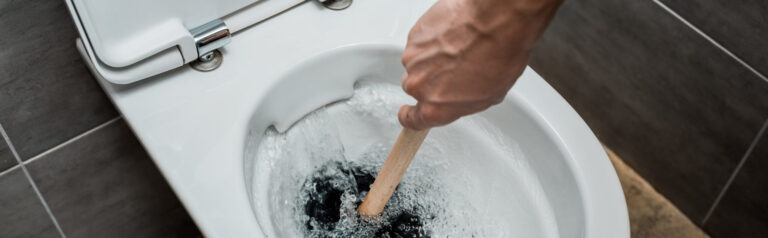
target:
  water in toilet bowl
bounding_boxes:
[250,81,559,237]
[299,160,431,237]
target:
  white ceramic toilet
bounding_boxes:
[64,0,629,237]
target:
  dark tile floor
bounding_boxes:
[704,128,768,237]
[530,0,768,222]
[0,167,60,238]
[0,0,118,160]
[25,120,200,238]
[660,0,768,76]
[0,132,16,172]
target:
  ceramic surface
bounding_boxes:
[74,0,629,236]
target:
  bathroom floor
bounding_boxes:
[605,148,710,238]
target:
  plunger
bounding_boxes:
[358,127,430,217]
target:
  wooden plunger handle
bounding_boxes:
[358,127,430,217]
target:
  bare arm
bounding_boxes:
[399,0,563,129]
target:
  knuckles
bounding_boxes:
[401,45,420,67]
[401,52,412,67]
[419,104,457,126]
[401,76,421,98]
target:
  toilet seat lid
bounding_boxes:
[67,0,304,84]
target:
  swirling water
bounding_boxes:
[250,80,558,237]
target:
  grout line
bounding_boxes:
[0,163,21,178]
[652,0,768,84]
[702,118,768,224]
[0,123,67,238]
[24,117,121,166]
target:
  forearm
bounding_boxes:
[467,0,563,50]
[398,0,563,129]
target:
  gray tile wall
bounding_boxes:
[529,0,768,236]
[0,0,200,237]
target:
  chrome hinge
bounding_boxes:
[189,19,231,60]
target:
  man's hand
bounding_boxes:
[399,0,562,130]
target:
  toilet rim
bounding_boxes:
[78,41,629,237]
[510,69,630,237]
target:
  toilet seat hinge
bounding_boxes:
[189,19,231,61]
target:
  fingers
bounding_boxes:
[399,104,427,130]
[401,72,419,99]
[400,72,429,130]
[400,72,466,130]
[398,103,464,130]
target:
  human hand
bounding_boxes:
[399,0,562,130]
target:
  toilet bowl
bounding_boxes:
[65,0,629,237]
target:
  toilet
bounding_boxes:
[64,0,629,237]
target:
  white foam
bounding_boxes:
[250,80,558,237]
